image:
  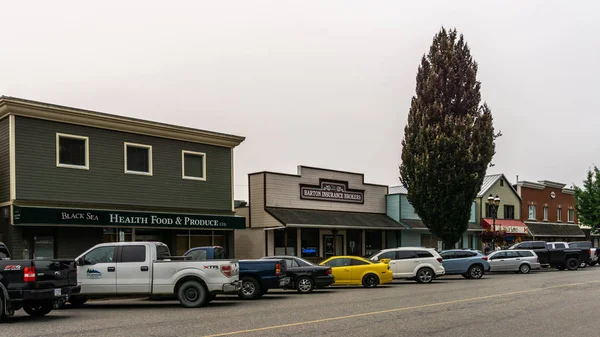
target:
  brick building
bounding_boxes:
[515,180,585,241]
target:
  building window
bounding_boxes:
[274,228,297,256]
[485,204,496,218]
[300,228,319,258]
[365,231,382,257]
[557,207,562,222]
[346,229,362,256]
[504,205,515,219]
[56,133,89,169]
[124,142,152,175]
[543,206,548,221]
[528,205,536,220]
[568,209,575,223]
[500,179,504,186]
[182,150,206,181]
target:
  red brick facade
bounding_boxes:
[516,180,577,224]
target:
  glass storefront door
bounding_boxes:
[324,235,343,257]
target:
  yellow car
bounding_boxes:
[319,256,393,287]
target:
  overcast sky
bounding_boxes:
[1,1,599,201]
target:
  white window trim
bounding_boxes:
[124,142,153,176]
[182,150,207,181]
[528,205,536,220]
[543,207,548,221]
[56,133,89,170]
[557,208,562,222]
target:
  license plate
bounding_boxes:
[54,288,62,297]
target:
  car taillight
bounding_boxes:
[437,258,443,263]
[536,257,539,263]
[589,249,591,256]
[275,263,281,276]
[326,268,332,275]
[220,265,233,277]
[482,256,488,261]
[24,266,36,282]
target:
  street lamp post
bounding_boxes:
[488,194,501,250]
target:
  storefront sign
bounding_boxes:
[299,180,364,204]
[497,225,528,234]
[12,206,246,229]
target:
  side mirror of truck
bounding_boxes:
[76,257,85,266]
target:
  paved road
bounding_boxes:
[4,267,600,337]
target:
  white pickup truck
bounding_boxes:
[67,241,241,308]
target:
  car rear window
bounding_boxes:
[454,251,477,259]
[517,251,533,257]
[416,251,433,258]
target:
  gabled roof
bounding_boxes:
[477,173,521,200]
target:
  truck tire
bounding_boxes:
[177,280,208,308]
[238,277,261,300]
[0,294,7,323]
[68,296,88,307]
[566,258,579,271]
[23,301,54,317]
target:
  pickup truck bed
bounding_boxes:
[1,258,80,322]
[184,247,291,300]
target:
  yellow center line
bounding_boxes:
[203,280,600,337]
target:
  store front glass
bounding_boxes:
[386,230,401,249]
[274,228,297,255]
[103,228,133,242]
[301,228,319,258]
[33,236,54,260]
[365,230,382,257]
[346,229,362,256]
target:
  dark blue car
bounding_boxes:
[440,249,490,279]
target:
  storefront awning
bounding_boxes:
[482,218,528,236]
[524,221,586,238]
[401,219,483,232]
[265,207,407,230]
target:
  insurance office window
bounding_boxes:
[56,133,89,169]
[301,228,319,257]
[182,150,206,180]
[124,142,152,175]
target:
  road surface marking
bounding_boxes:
[203,280,600,337]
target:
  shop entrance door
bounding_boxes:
[324,235,343,257]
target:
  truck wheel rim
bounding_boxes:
[242,282,255,295]
[298,279,312,292]
[185,288,199,301]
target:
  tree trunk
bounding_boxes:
[443,239,456,251]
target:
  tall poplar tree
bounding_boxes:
[574,166,600,231]
[399,27,498,248]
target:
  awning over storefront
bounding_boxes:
[401,219,483,232]
[524,221,586,238]
[482,218,528,236]
[265,207,407,230]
